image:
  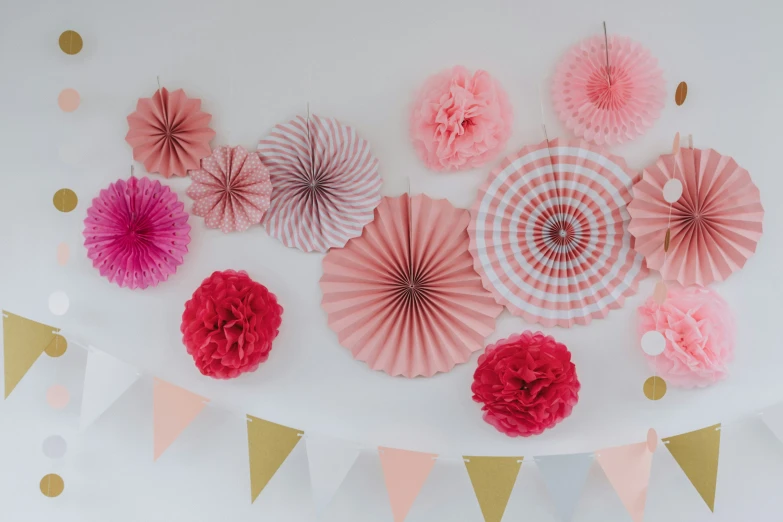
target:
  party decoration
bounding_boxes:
[662,178,683,203]
[181,270,283,379]
[628,147,764,287]
[52,188,78,212]
[257,113,381,252]
[663,424,721,512]
[153,378,208,461]
[761,403,783,444]
[638,286,734,388]
[647,428,659,452]
[472,331,579,437]
[378,447,437,522]
[652,281,668,305]
[551,34,665,145]
[83,176,191,290]
[640,330,665,356]
[596,441,653,522]
[125,87,215,178]
[320,194,502,377]
[410,65,513,171]
[643,376,666,400]
[305,433,361,515]
[58,30,82,55]
[40,473,64,497]
[463,456,522,522]
[535,453,593,522]
[2,311,60,398]
[44,334,67,357]
[187,146,272,233]
[46,384,70,409]
[42,435,67,459]
[56,242,70,266]
[57,88,80,112]
[247,415,303,503]
[48,291,69,316]
[469,138,647,327]
[675,81,688,106]
[80,348,139,430]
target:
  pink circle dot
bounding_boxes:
[46,385,70,409]
[58,88,80,112]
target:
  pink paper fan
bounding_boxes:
[552,34,665,146]
[258,114,382,252]
[320,194,503,377]
[187,146,272,233]
[126,87,216,178]
[628,148,764,287]
[83,176,191,289]
[469,138,648,328]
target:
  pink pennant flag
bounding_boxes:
[378,447,437,522]
[596,442,653,522]
[153,378,209,461]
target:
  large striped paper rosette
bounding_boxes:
[469,138,648,327]
[258,114,382,252]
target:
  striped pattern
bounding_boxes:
[469,138,648,328]
[258,114,381,252]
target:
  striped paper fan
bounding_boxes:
[258,114,382,252]
[469,138,648,328]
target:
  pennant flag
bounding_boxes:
[153,378,208,461]
[247,415,303,503]
[2,311,60,398]
[761,402,783,443]
[596,442,653,522]
[662,424,721,512]
[463,456,523,522]
[378,447,437,522]
[80,348,139,430]
[536,453,593,521]
[305,433,360,515]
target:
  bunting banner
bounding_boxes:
[761,403,783,443]
[305,433,360,515]
[662,424,721,512]
[596,442,653,522]
[463,456,523,522]
[2,311,61,398]
[247,415,303,503]
[535,453,593,522]
[80,348,139,430]
[378,447,437,522]
[153,378,208,461]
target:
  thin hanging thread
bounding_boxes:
[603,21,612,86]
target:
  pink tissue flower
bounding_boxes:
[410,66,512,172]
[638,286,735,388]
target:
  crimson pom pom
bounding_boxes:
[181,270,283,379]
[472,331,580,437]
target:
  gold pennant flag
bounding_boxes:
[464,456,523,522]
[246,415,303,503]
[663,424,721,512]
[2,311,61,398]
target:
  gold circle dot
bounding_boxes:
[45,335,67,358]
[58,30,83,55]
[643,376,667,400]
[40,473,65,497]
[53,189,78,213]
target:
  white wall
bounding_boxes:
[1,0,782,520]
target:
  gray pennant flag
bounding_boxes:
[535,453,593,521]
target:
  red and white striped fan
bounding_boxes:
[257,114,382,252]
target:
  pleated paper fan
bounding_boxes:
[628,148,764,287]
[469,138,648,328]
[320,194,503,378]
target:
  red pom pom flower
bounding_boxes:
[472,331,580,437]
[181,270,283,379]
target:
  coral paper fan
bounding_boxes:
[552,35,665,146]
[83,176,191,289]
[187,146,272,233]
[472,331,580,437]
[469,138,647,328]
[258,114,382,252]
[628,148,764,287]
[181,270,283,379]
[125,87,216,178]
[320,194,503,378]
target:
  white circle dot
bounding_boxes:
[641,330,667,356]
[42,435,67,459]
[663,179,683,204]
[48,291,70,316]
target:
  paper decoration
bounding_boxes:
[662,178,683,203]
[57,88,80,112]
[305,433,360,515]
[40,473,64,497]
[596,442,653,522]
[46,384,70,409]
[643,376,666,400]
[48,291,69,316]
[663,424,721,512]
[80,349,139,430]
[44,334,67,358]
[247,415,303,503]
[675,82,688,105]
[42,435,67,459]
[257,113,381,252]
[52,188,78,212]
[469,138,647,327]
[153,378,208,460]
[536,453,592,522]
[58,30,82,55]
[640,330,666,356]
[56,242,70,266]
[761,402,783,443]
[628,148,764,287]
[2,311,60,398]
[652,281,667,305]
[321,194,503,377]
[647,428,659,452]
[464,456,523,522]
[378,447,437,522]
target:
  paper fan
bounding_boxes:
[83,176,191,289]
[258,114,382,252]
[469,138,648,328]
[628,148,764,287]
[552,34,665,146]
[320,194,503,377]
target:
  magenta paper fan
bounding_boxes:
[83,176,191,289]
[552,34,665,146]
[628,148,764,287]
[469,138,648,328]
[257,114,382,252]
[320,194,503,377]
[187,146,272,233]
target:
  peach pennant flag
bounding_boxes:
[153,378,208,461]
[596,442,654,522]
[378,447,437,521]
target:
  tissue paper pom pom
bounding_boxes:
[410,66,512,172]
[638,286,734,388]
[181,270,283,379]
[472,331,580,437]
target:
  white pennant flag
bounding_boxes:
[761,402,783,443]
[535,453,593,521]
[80,348,139,430]
[305,433,361,515]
